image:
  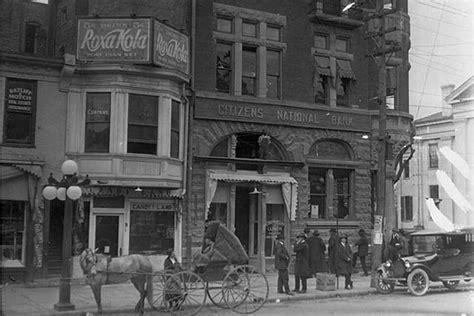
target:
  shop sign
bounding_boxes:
[5,79,36,113]
[77,18,151,62]
[130,200,175,212]
[154,20,189,75]
[195,97,371,132]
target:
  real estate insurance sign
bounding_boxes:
[77,18,151,62]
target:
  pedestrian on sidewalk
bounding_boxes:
[274,232,294,295]
[352,229,369,276]
[308,229,326,284]
[328,228,338,274]
[293,233,310,293]
[336,234,353,290]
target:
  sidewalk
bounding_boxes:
[1,272,470,315]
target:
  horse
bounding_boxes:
[79,248,153,314]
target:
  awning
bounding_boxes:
[12,164,42,178]
[206,171,298,221]
[336,59,356,80]
[314,56,331,77]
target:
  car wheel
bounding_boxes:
[375,271,395,294]
[407,268,430,296]
[442,280,459,290]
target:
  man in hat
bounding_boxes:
[352,229,369,276]
[327,228,338,274]
[307,229,326,284]
[336,234,353,290]
[387,228,403,261]
[293,233,310,293]
[274,233,293,295]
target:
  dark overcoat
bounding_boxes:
[274,239,290,270]
[307,235,326,273]
[294,239,311,277]
[355,234,369,256]
[336,241,353,275]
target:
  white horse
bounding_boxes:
[79,248,153,314]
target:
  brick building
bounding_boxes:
[187,0,413,271]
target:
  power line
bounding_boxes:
[411,23,466,42]
[410,11,472,30]
[410,58,467,78]
[411,51,474,58]
[410,52,471,68]
[417,0,470,17]
[412,42,474,48]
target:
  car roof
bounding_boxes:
[409,227,474,236]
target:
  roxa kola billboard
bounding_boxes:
[77,17,189,75]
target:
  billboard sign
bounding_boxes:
[153,20,189,75]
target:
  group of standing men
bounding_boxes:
[274,227,370,295]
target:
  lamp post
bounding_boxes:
[42,160,90,311]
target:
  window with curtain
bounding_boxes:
[127,94,159,155]
[216,42,232,93]
[242,46,257,95]
[85,92,110,153]
[170,100,180,159]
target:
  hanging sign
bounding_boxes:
[153,20,190,75]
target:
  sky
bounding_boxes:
[409,0,474,120]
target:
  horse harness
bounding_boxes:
[81,249,112,284]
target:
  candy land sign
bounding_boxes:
[77,18,151,62]
[154,21,189,75]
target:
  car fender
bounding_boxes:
[407,263,439,281]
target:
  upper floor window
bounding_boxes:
[403,159,410,178]
[428,143,438,169]
[3,78,37,145]
[127,94,158,155]
[314,33,328,49]
[401,196,413,221]
[386,66,397,109]
[170,100,180,159]
[60,7,67,25]
[24,23,39,54]
[85,93,110,153]
[429,185,440,209]
[322,0,341,16]
[213,4,286,99]
[336,37,350,52]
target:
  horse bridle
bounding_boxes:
[80,249,98,275]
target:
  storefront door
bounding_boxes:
[91,212,124,257]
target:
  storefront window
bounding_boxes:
[85,93,110,153]
[129,208,174,255]
[265,204,285,257]
[127,94,159,155]
[1,200,26,267]
[309,169,327,219]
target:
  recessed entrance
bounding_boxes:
[234,186,251,253]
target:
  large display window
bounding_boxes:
[0,200,26,267]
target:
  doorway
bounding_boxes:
[234,186,251,254]
[91,212,124,257]
[47,200,64,274]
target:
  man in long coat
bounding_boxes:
[293,233,311,293]
[327,228,338,274]
[307,230,326,277]
[274,233,293,295]
[336,234,353,290]
[352,229,369,276]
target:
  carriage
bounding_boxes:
[148,222,269,315]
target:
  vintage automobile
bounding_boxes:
[375,228,474,296]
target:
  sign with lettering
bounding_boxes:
[130,200,175,212]
[77,18,151,62]
[153,20,190,75]
[5,79,36,113]
[195,97,371,132]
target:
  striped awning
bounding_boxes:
[336,59,356,80]
[208,171,297,184]
[314,56,331,77]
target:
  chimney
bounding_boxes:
[441,84,455,117]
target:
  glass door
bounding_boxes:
[91,213,124,257]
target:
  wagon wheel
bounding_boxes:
[223,265,269,314]
[407,268,430,296]
[164,271,206,316]
[206,281,229,309]
[148,271,171,311]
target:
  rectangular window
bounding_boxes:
[85,93,110,153]
[217,17,232,33]
[24,23,38,54]
[314,34,328,49]
[336,37,350,52]
[208,203,227,226]
[333,169,351,219]
[314,76,329,105]
[266,50,280,99]
[216,42,232,93]
[429,143,438,168]
[1,200,26,267]
[323,0,341,15]
[429,184,441,209]
[243,21,257,37]
[3,78,37,145]
[267,25,281,41]
[401,196,413,221]
[127,94,158,155]
[265,204,285,257]
[386,66,397,109]
[242,46,257,96]
[403,159,410,178]
[309,168,327,219]
[60,7,67,24]
[129,210,174,255]
[336,77,350,107]
[170,100,180,159]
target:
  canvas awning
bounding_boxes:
[336,59,356,80]
[206,171,298,221]
[314,56,331,77]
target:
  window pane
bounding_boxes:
[170,100,180,159]
[216,43,232,92]
[266,50,280,75]
[265,204,285,256]
[243,22,256,37]
[336,78,350,107]
[323,0,341,15]
[25,23,37,53]
[5,113,32,143]
[309,168,327,219]
[127,94,158,154]
[336,38,349,52]
[334,169,351,219]
[429,144,438,168]
[242,47,256,95]
[267,26,280,41]
[266,75,278,99]
[314,34,328,49]
[217,17,232,33]
[0,201,25,266]
[85,93,110,153]
[314,76,328,105]
[129,211,174,255]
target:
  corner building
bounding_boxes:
[187,0,413,271]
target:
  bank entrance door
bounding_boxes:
[90,211,124,257]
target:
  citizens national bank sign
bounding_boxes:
[77,17,189,75]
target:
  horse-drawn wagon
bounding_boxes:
[81,221,269,315]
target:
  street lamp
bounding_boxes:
[42,160,90,311]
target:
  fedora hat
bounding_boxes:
[339,234,348,240]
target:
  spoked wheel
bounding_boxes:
[164,271,206,316]
[223,265,269,314]
[206,281,229,309]
[442,280,459,290]
[407,268,430,296]
[375,271,395,294]
[148,271,171,311]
